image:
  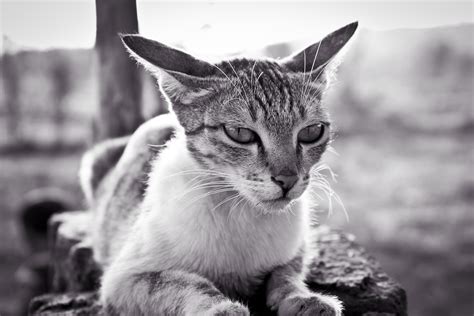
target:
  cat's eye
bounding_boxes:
[223,126,257,144]
[297,123,327,144]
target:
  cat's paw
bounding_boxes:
[278,293,343,316]
[205,300,250,316]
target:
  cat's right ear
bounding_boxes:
[281,22,358,75]
[120,34,222,105]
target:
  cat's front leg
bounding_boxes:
[101,268,250,316]
[266,250,342,316]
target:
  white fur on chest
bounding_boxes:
[130,137,308,293]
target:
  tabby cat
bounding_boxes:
[80,22,358,316]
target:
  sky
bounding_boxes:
[1,1,473,55]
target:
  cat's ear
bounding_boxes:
[281,21,358,74]
[120,34,222,105]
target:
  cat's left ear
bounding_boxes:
[120,34,223,105]
[281,21,358,75]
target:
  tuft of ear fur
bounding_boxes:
[120,34,222,105]
[282,22,358,74]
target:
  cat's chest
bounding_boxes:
[147,191,305,274]
[140,144,306,292]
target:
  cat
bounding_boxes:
[80,21,358,316]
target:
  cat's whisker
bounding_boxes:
[172,182,234,202]
[309,166,348,222]
[171,174,231,193]
[212,193,241,213]
[178,188,236,211]
[227,195,246,222]
[236,198,249,221]
[327,146,339,156]
[170,184,231,203]
[159,168,266,192]
[160,169,234,181]
[236,200,246,222]
[228,195,243,217]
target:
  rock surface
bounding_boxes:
[48,212,102,292]
[30,211,407,316]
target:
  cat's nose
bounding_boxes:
[271,174,298,193]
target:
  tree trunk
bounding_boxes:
[2,53,22,144]
[94,0,143,141]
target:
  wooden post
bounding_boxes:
[94,0,143,141]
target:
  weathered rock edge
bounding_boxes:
[29,212,407,316]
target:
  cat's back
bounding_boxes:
[79,113,178,265]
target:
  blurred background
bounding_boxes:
[0,1,473,315]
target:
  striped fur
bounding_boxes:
[85,23,358,315]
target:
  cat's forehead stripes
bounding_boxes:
[215,59,310,126]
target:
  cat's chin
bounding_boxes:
[258,197,296,213]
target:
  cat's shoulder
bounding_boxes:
[79,113,179,205]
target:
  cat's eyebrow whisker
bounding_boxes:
[302,47,343,107]
[303,52,340,105]
[249,60,263,96]
[212,63,234,84]
[302,39,323,103]
[210,63,250,107]
[250,60,258,86]
[222,97,248,106]
[212,63,241,92]
[301,50,307,100]
[227,61,251,107]
[302,65,326,105]
[214,61,251,108]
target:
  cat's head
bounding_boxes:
[122,22,357,212]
